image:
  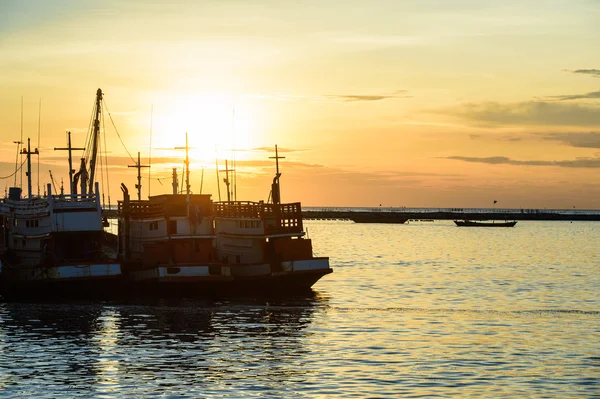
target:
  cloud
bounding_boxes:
[325,91,412,102]
[542,89,600,101]
[244,91,412,103]
[469,134,523,142]
[443,101,600,126]
[446,155,600,168]
[540,132,600,148]
[572,69,600,78]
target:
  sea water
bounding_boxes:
[0,220,598,398]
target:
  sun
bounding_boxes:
[150,93,259,168]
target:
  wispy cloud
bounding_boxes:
[446,155,600,168]
[325,92,413,102]
[571,69,600,78]
[469,134,523,142]
[540,132,600,148]
[542,89,600,101]
[244,90,412,103]
[442,101,600,126]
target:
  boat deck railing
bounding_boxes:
[215,201,303,233]
[118,200,164,218]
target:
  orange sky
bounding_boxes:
[1,1,599,208]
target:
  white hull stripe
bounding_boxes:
[51,264,121,280]
[158,265,211,278]
[281,259,330,272]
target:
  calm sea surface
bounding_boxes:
[1,220,599,398]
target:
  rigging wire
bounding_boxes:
[0,159,27,180]
[102,99,136,164]
[82,99,96,162]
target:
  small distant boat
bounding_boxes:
[454,220,517,227]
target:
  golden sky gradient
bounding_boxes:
[1,0,599,208]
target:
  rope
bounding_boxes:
[0,159,27,180]
[102,99,136,164]
[82,99,96,161]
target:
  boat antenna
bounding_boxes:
[269,144,285,204]
[148,105,153,198]
[128,151,150,201]
[37,98,41,196]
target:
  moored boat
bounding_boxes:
[213,199,332,293]
[454,220,517,227]
[0,89,122,299]
[117,143,332,296]
[118,187,232,295]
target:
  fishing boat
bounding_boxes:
[454,220,517,227]
[117,143,332,295]
[212,145,332,293]
[0,89,122,299]
[118,186,232,295]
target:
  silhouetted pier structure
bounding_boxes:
[301,207,600,222]
[103,207,600,222]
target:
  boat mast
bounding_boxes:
[174,132,192,213]
[20,138,39,199]
[128,151,149,201]
[54,131,85,195]
[88,88,103,193]
[219,160,234,202]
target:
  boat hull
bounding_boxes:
[124,259,332,298]
[0,262,123,300]
[130,268,333,297]
[0,276,125,300]
[454,220,517,227]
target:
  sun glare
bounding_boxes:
[150,94,259,168]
